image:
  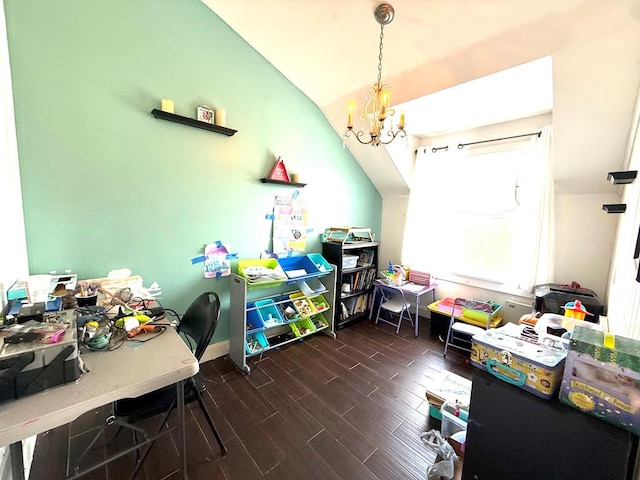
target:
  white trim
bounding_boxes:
[200,339,230,364]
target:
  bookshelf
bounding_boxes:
[321,241,379,330]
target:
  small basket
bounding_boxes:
[409,270,431,285]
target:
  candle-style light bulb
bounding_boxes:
[346,101,354,128]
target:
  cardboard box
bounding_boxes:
[559,326,640,435]
[425,370,472,419]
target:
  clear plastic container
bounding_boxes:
[440,401,468,439]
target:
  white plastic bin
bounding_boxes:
[440,401,468,439]
[342,255,358,269]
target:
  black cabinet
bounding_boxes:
[463,369,638,480]
[322,241,379,330]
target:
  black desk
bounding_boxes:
[463,369,639,480]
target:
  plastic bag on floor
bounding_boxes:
[421,429,458,480]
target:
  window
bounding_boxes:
[402,126,554,295]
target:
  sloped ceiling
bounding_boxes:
[202,0,640,196]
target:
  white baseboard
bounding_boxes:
[199,339,230,364]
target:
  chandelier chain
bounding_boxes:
[377,24,385,88]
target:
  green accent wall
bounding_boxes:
[4,0,382,343]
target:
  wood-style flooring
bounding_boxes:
[27,316,474,480]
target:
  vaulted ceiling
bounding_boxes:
[202,0,640,196]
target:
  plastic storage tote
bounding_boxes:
[237,259,287,286]
[440,401,468,439]
[290,292,317,317]
[307,253,333,273]
[290,317,316,337]
[277,255,321,280]
[245,331,269,354]
[246,302,265,333]
[255,299,285,328]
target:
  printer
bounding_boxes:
[533,283,604,322]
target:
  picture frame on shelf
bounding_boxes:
[196,105,214,124]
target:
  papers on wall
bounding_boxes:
[272,195,309,255]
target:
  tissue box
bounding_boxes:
[559,326,640,435]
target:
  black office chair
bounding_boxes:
[113,291,227,475]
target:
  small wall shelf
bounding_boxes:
[150,109,237,136]
[260,178,306,187]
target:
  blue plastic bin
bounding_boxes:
[277,255,321,279]
[255,299,285,327]
[307,253,333,273]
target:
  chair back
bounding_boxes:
[178,291,221,361]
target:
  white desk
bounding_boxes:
[0,323,198,479]
[370,280,437,336]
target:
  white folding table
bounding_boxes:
[0,322,198,479]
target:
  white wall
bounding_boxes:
[606,82,640,339]
[380,195,409,269]
[554,192,620,301]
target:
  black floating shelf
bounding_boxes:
[150,109,237,136]
[260,178,306,187]
[602,203,627,214]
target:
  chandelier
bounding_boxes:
[345,3,406,147]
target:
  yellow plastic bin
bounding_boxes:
[290,291,317,318]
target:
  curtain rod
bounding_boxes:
[416,130,541,154]
[457,131,541,149]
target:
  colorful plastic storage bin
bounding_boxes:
[290,318,316,337]
[237,259,287,286]
[298,277,327,297]
[245,302,265,333]
[273,295,301,323]
[310,294,330,313]
[309,313,329,330]
[277,255,321,280]
[255,299,285,328]
[245,331,269,354]
[307,253,333,273]
[290,292,317,317]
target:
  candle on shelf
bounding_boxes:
[161,99,174,113]
[214,107,226,127]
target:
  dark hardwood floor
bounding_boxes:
[28,316,474,480]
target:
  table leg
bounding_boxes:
[177,380,186,479]
[369,285,380,321]
[414,295,420,337]
[9,441,25,480]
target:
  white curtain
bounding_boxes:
[531,125,555,287]
[402,126,555,294]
